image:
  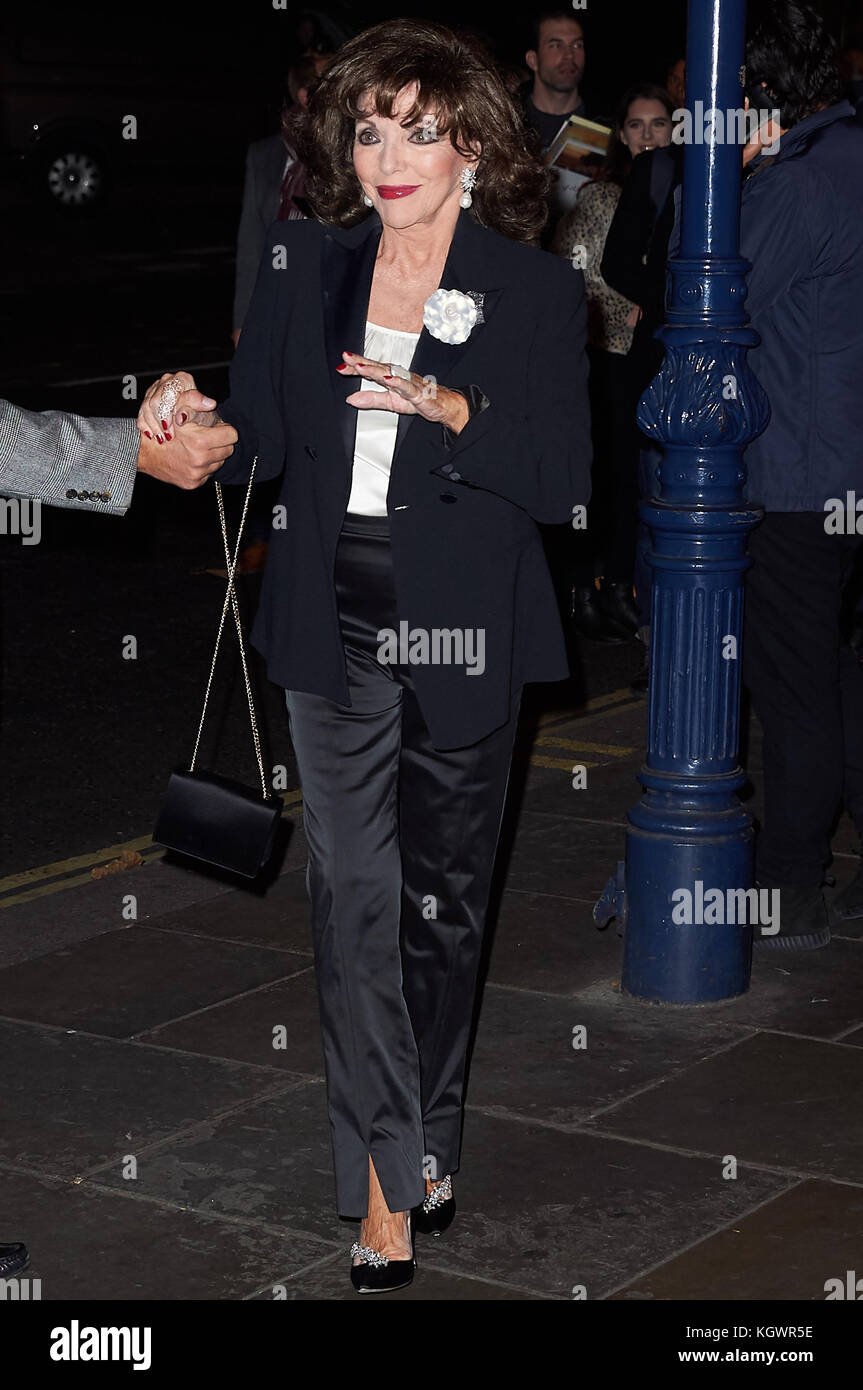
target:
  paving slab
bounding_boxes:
[483,889,623,994]
[610,1179,863,1301]
[138,970,324,1076]
[0,1169,333,1301]
[466,981,753,1125]
[92,1086,345,1245]
[0,924,305,1038]
[2,692,860,1302]
[500,813,631,902]
[409,1112,790,1299]
[149,865,314,954]
[0,1020,296,1178]
[590,1030,863,1184]
[521,758,643,825]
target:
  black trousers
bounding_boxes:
[743,512,863,888]
[285,514,520,1218]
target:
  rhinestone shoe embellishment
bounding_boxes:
[350,1242,390,1267]
[421,1174,453,1212]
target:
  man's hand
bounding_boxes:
[136,397,237,489]
[741,93,785,167]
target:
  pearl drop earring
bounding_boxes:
[362,193,373,206]
[459,167,477,209]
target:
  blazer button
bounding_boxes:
[66,489,77,499]
[439,492,457,504]
[449,471,462,482]
[304,444,318,459]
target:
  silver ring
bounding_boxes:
[389,362,411,381]
[156,378,183,419]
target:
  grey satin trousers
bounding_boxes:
[285,513,520,1217]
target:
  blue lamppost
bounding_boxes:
[615,0,769,1002]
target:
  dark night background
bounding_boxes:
[1,0,861,871]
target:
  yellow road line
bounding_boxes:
[0,790,304,902]
[0,834,158,894]
[529,755,599,771]
[0,700,639,905]
[536,687,637,728]
[534,735,636,757]
[0,848,166,909]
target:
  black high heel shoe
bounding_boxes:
[349,1226,416,1294]
[411,1174,456,1236]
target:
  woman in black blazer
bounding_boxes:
[140,18,591,1293]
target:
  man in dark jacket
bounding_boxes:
[231,54,331,346]
[734,2,863,947]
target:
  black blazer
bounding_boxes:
[217,206,592,748]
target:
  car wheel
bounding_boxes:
[36,144,110,211]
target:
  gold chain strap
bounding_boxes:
[188,459,269,799]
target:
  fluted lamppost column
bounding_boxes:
[619,0,769,1002]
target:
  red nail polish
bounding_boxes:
[336,363,348,371]
[161,419,169,430]
[143,430,152,439]
[383,375,394,380]
[164,431,173,440]
[177,412,187,425]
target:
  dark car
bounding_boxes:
[0,4,359,212]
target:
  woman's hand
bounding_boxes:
[338,352,470,434]
[137,372,221,443]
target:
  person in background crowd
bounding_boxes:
[665,56,686,108]
[730,0,863,949]
[521,9,588,154]
[497,60,531,97]
[601,95,685,690]
[231,50,333,573]
[232,52,333,347]
[839,37,863,107]
[552,84,673,645]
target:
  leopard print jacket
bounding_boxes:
[551,179,637,356]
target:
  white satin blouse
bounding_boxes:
[346,320,421,516]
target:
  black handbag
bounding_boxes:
[153,460,284,877]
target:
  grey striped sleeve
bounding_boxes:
[0,400,139,514]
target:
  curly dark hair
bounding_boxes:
[292,18,550,244]
[745,0,843,127]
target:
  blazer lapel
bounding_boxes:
[320,208,504,471]
[392,210,504,463]
[321,214,383,470]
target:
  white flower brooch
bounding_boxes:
[423,288,485,345]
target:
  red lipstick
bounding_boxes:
[377,185,420,199]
